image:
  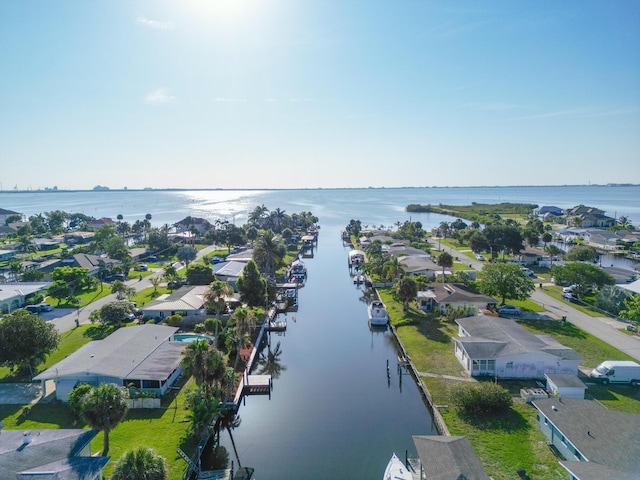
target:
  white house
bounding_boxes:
[141,285,209,320]
[0,282,51,314]
[454,315,581,379]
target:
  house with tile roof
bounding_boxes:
[532,397,640,480]
[454,315,581,378]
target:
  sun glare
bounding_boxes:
[184,0,261,28]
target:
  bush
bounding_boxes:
[68,383,92,420]
[193,323,205,333]
[165,313,183,327]
[450,381,512,416]
[204,317,221,334]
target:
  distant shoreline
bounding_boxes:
[1,184,638,194]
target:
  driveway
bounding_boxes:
[0,383,42,405]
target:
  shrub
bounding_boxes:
[68,383,92,420]
[450,381,512,416]
[204,317,221,334]
[194,323,205,333]
[164,313,182,327]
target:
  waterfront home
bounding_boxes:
[565,205,615,228]
[532,397,640,480]
[412,435,490,480]
[33,324,185,401]
[63,231,95,244]
[388,243,430,258]
[0,429,109,480]
[213,261,249,289]
[87,217,115,229]
[175,216,212,236]
[517,246,547,266]
[0,282,52,313]
[140,285,209,320]
[535,205,564,219]
[453,315,581,378]
[417,283,497,313]
[583,228,621,250]
[399,256,440,279]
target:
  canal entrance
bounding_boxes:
[213,223,437,479]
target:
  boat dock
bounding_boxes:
[240,374,272,396]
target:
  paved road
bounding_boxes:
[429,236,640,362]
[49,244,221,334]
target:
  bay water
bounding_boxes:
[2,185,639,478]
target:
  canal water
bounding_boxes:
[215,223,437,479]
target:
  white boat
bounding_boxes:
[368,300,389,326]
[383,453,412,480]
[348,249,365,267]
[353,274,365,284]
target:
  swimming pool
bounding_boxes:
[173,334,214,343]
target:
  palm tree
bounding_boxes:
[437,252,453,283]
[396,276,418,311]
[253,231,285,276]
[181,339,226,394]
[149,276,161,294]
[248,205,269,225]
[111,446,168,480]
[205,281,233,318]
[226,308,257,401]
[81,383,129,455]
[383,255,406,281]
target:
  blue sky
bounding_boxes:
[1,0,639,190]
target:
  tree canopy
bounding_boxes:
[551,263,615,297]
[237,260,268,307]
[186,263,215,286]
[111,446,168,480]
[0,310,60,376]
[476,262,535,305]
[80,383,129,455]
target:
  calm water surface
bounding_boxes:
[215,222,436,479]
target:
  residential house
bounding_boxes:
[565,205,615,228]
[532,397,640,480]
[0,207,21,225]
[213,261,248,289]
[225,248,254,263]
[518,246,547,266]
[619,278,640,295]
[0,249,16,261]
[33,324,186,401]
[61,253,120,278]
[398,256,440,279]
[175,216,212,236]
[453,315,581,378]
[63,231,95,244]
[141,285,209,321]
[583,228,620,250]
[0,429,109,480]
[388,243,430,258]
[87,217,115,230]
[417,283,497,314]
[0,282,51,313]
[412,435,490,480]
[535,205,564,219]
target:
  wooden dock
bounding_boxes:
[241,374,272,396]
[266,319,286,332]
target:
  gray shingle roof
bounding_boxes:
[533,398,640,477]
[413,435,490,480]
[0,429,108,480]
[33,324,179,381]
[455,316,581,360]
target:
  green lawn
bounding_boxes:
[0,377,199,480]
[382,289,640,480]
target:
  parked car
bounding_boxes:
[146,255,158,262]
[38,303,54,311]
[24,305,41,314]
[475,254,486,261]
[562,292,577,302]
[135,264,148,271]
[105,274,126,282]
[562,285,576,293]
[497,305,522,316]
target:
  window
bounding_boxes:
[506,361,513,368]
[472,360,479,371]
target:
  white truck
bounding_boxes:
[590,360,640,386]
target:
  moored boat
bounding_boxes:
[383,453,412,480]
[368,300,389,326]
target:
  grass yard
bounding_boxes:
[382,288,640,479]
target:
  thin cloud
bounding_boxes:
[459,102,519,111]
[144,88,176,105]
[136,15,174,30]
[514,106,639,120]
[214,98,247,103]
